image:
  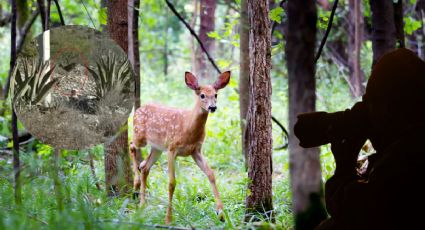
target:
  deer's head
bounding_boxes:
[185,71,231,113]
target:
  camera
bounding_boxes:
[294,102,370,148]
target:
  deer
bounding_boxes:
[129,71,231,224]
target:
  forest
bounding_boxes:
[0,0,424,229]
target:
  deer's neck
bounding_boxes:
[185,100,209,134]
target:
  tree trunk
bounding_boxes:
[286,1,326,229]
[36,0,46,31]
[370,0,397,65]
[128,0,141,109]
[393,0,405,48]
[105,0,133,196]
[195,0,216,79]
[348,0,365,98]
[245,0,273,221]
[239,0,249,169]
[11,0,22,206]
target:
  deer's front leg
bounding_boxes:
[192,151,224,222]
[165,150,177,225]
[130,142,142,197]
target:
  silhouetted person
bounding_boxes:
[295,48,425,230]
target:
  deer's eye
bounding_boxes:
[200,94,205,99]
[214,94,217,98]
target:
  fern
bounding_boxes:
[87,52,133,98]
[11,58,58,106]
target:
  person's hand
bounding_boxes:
[331,136,366,176]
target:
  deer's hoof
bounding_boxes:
[216,209,225,222]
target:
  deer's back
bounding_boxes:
[133,103,188,151]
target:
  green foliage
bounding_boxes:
[269,6,284,23]
[404,16,422,35]
[98,7,107,26]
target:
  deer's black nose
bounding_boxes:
[208,106,217,113]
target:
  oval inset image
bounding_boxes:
[11,25,134,150]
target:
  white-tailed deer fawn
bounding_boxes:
[130,71,231,224]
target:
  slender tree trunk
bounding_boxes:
[245,0,273,221]
[370,0,397,65]
[239,0,249,169]
[105,0,133,196]
[286,1,326,229]
[195,0,216,79]
[393,0,405,48]
[128,0,140,108]
[348,0,365,98]
[11,0,22,206]
[36,0,46,31]
[128,0,142,195]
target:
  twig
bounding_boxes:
[53,0,65,26]
[17,10,39,53]
[80,0,96,29]
[164,0,221,74]
[272,116,289,150]
[315,0,339,63]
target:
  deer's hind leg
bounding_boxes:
[139,147,162,206]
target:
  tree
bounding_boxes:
[286,0,326,229]
[10,0,21,206]
[245,0,273,221]
[239,0,249,168]
[195,0,216,79]
[370,0,397,65]
[128,0,141,109]
[104,0,133,196]
[348,0,365,97]
[393,0,405,48]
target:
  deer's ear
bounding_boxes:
[185,72,199,90]
[214,71,231,90]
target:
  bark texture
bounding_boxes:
[195,0,216,80]
[348,0,365,97]
[370,0,397,65]
[105,0,133,196]
[245,0,273,221]
[286,0,326,229]
[128,0,141,108]
[239,0,249,168]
